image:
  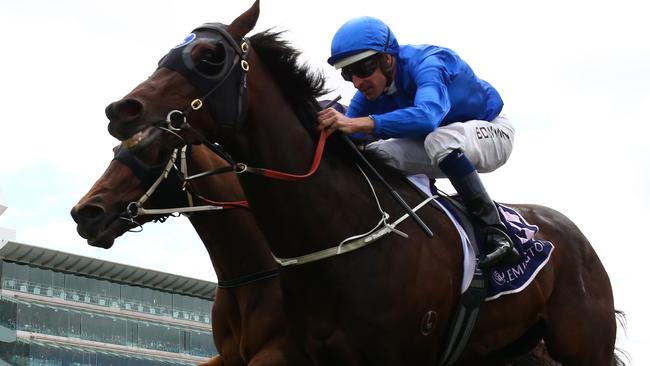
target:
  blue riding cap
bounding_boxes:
[327,16,399,69]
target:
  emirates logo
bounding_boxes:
[492,270,507,286]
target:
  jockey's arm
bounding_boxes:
[317,108,375,136]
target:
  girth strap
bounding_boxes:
[438,268,487,366]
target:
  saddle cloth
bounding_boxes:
[407,175,554,301]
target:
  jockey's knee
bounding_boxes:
[368,138,447,178]
[424,128,463,166]
[425,119,513,173]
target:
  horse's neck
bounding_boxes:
[186,148,277,283]
[232,86,397,258]
[188,213,274,280]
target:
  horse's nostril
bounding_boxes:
[71,204,105,223]
[106,99,143,122]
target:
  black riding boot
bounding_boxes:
[439,150,520,269]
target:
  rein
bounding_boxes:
[167,98,338,183]
[182,129,328,182]
[240,129,327,181]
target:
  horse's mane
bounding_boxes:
[248,30,404,180]
[250,30,328,130]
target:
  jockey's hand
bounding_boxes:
[317,108,375,137]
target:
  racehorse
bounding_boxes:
[70,132,312,366]
[102,1,620,365]
[69,127,558,366]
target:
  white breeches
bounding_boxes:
[365,115,515,178]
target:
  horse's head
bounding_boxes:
[70,127,190,248]
[105,1,260,145]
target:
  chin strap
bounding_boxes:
[380,54,396,95]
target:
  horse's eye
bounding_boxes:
[196,42,227,76]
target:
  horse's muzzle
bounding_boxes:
[70,203,116,249]
[106,99,147,140]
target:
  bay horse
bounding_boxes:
[102,1,619,365]
[70,130,312,366]
[71,118,558,366]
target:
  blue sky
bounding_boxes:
[1,0,649,363]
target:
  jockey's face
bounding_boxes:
[347,54,391,101]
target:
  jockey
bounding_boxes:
[317,16,519,268]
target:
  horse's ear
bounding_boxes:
[228,0,260,40]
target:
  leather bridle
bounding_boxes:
[114,144,281,289]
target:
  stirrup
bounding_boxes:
[478,226,520,269]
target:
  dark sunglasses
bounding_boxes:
[341,54,382,81]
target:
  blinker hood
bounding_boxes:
[157,23,249,136]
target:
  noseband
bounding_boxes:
[158,23,250,136]
[113,144,187,212]
[113,144,246,224]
